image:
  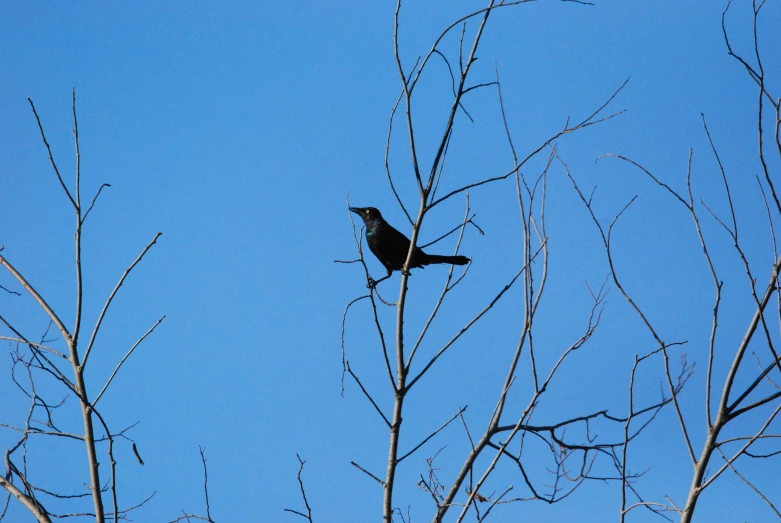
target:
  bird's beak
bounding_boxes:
[349,207,363,215]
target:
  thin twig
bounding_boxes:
[284,454,313,521]
[93,315,165,407]
[82,232,162,367]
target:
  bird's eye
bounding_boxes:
[365,209,370,214]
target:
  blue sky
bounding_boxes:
[1,1,780,521]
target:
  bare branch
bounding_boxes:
[82,183,112,224]
[720,453,781,518]
[82,232,162,367]
[398,406,467,463]
[27,98,76,209]
[430,79,630,209]
[0,255,72,346]
[351,461,384,486]
[0,284,20,296]
[346,362,391,428]
[284,454,313,522]
[93,315,165,407]
[200,447,213,522]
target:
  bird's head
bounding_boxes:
[349,207,383,224]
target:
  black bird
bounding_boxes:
[350,207,469,286]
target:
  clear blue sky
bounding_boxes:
[1,1,780,521]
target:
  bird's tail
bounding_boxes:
[423,254,470,266]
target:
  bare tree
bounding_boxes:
[7,4,773,523]
[333,1,685,522]
[0,92,162,522]
[565,1,781,521]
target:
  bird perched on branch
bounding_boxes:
[350,206,469,286]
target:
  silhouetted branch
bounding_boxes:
[82,183,111,224]
[169,448,216,523]
[82,232,163,367]
[398,406,467,463]
[346,362,391,428]
[27,98,76,209]
[284,454,313,522]
[351,461,384,486]
[94,315,166,407]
